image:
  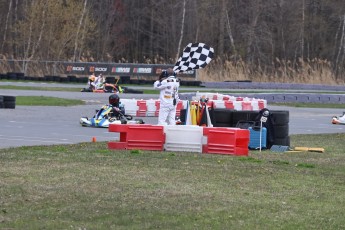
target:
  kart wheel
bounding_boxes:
[134,119,144,124]
[125,114,133,120]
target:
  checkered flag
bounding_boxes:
[173,43,214,73]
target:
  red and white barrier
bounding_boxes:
[120,93,267,117]
[108,124,250,156]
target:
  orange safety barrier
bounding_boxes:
[108,124,165,151]
[202,127,249,156]
[136,100,148,116]
[241,101,253,111]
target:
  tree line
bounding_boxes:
[0,0,345,83]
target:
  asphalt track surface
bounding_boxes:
[0,82,344,149]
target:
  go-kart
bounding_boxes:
[80,83,123,93]
[80,84,144,94]
[332,113,345,125]
[80,105,144,128]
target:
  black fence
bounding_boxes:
[0,60,196,79]
[0,72,202,86]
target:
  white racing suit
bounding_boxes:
[153,77,180,125]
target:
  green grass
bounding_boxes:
[0,133,344,229]
[2,82,345,108]
[16,96,85,106]
[0,84,82,92]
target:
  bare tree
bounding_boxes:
[73,0,88,62]
[1,0,13,52]
[176,0,186,61]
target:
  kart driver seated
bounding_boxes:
[105,94,126,120]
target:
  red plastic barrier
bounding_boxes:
[207,100,214,108]
[155,101,160,116]
[241,101,253,111]
[136,100,147,117]
[202,127,249,156]
[224,101,234,109]
[258,100,265,110]
[176,100,184,116]
[108,124,165,151]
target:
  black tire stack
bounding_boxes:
[0,95,16,109]
[180,108,290,147]
[270,110,290,146]
[211,109,234,127]
[105,76,116,84]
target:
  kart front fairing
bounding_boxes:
[332,113,345,125]
[80,105,123,128]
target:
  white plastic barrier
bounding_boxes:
[233,101,242,110]
[212,100,226,109]
[146,99,157,116]
[121,99,139,116]
[163,125,204,153]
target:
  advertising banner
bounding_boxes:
[63,62,196,78]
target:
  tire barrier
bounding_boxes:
[180,108,290,148]
[0,95,16,109]
[108,124,250,156]
[0,96,4,108]
[6,72,24,81]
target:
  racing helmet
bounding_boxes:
[89,74,96,82]
[109,94,120,107]
[159,69,169,80]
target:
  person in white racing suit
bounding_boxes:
[94,73,106,90]
[88,73,96,90]
[153,69,180,125]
